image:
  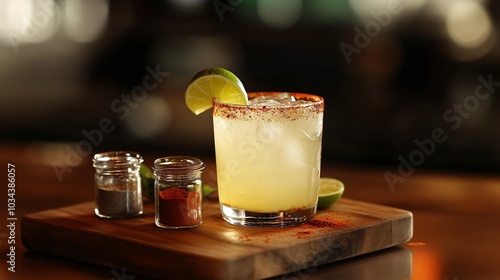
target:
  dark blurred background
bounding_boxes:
[1,0,500,173]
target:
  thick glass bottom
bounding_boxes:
[155,219,202,229]
[94,208,143,219]
[220,203,316,227]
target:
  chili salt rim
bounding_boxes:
[213,92,324,121]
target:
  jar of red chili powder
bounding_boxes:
[153,156,204,229]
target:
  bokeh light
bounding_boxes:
[446,0,492,50]
[125,95,172,139]
[63,0,109,43]
[445,0,496,62]
[0,0,59,45]
[257,0,302,29]
[348,0,426,25]
[307,0,351,23]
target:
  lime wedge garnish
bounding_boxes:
[202,184,216,197]
[185,67,248,115]
[317,178,345,209]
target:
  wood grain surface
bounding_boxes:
[21,198,412,279]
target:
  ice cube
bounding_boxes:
[280,139,307,168]
[255,121,283,145]
[301,119,323,140]
[249,99,282,106]
[249,92,296,106]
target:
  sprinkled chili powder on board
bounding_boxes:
[304,218,348,228]
[296,231,312,238]
[237,211,351,241]
[294,216,349,238]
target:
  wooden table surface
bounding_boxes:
[1,141,500,279]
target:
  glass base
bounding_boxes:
[155,219,202,229]
[95,208,143,219]
[220,203,316,227]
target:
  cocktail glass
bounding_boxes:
[213,92,324,227]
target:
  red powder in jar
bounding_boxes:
[158,188,201,227]
[160,187,189,200]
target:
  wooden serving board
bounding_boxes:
[21,199,412,280]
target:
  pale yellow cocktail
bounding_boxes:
[213,92,324,227]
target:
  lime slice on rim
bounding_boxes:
[185,67,248,115]
[317,177,345,209]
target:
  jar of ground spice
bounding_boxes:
[93,151,144,218]
[153,156,204,229]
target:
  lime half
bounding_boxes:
[317,178,345,209]
[202,184,216,197]
[185,67,248,115]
